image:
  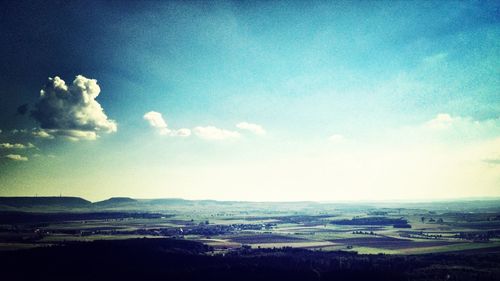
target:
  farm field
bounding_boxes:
[1,197,500,280]
[1,197,500,256]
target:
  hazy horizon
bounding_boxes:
[2,193,500,205]
[1,1,499,202]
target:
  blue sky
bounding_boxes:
[0,1,499,201]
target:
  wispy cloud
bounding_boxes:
[483,158,500,165]
[421,114,500,142]
[422,52,448,65]
[4,154,28,161]
[32,129,55,139]
[194,126,240,140]
[424,113,455,130]
[0,142,36,149]
[236,122,266,135]
[11,129,28,134]
[328,134,345,143]
[170,128,191,137]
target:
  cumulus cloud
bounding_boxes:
[194,126,240,140]
[144,111,170,135]
[143,111,190,137]
[31,75,117,141]
[236,122,266,135]
[5,154,28,161]
[0,142,35,149]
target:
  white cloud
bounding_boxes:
[236,122,266,135]
[328,134,345,143]
[143,111,170,135]
[60,130,98,141]
[0,143,36,149]
[31,75,117,141]
[425,113,455,130]
[5,154,28,161]
[32,128,96,141]
[194,126,240,140]
[143,111,191,137]
[171,128,192,137]
[32,129,54,139]
[419,114,500,143]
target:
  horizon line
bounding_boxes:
[2,194,500,204]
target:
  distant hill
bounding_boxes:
[143,198,191,205]
[0,196,235,211]
[0,196,91,208]
[93,197,138,207]
[141,198,242,206]
[1,196,500,212]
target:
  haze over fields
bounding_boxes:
[0,1,499,202]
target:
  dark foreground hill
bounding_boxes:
[1,238,499,281]
[0,196,91,208]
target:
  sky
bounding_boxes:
[0,0,499,202]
